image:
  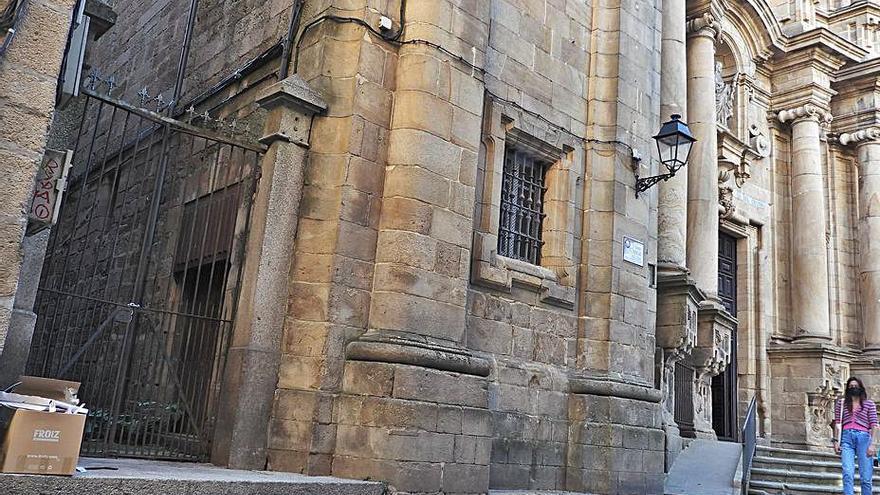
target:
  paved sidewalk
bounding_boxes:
[665,439,743,495]
[2,457,386,495]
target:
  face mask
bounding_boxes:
[847,386,863,397]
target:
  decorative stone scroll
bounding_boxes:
[776,104,833,126]
[686,12,722,39]
[839,126,880,146]
[749,123,771,158]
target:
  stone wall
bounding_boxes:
[84,0,291,110]
[0,0,77,353]
[21,0,880,490]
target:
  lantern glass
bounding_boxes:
[652,114,696,174]
[656,134,679,170]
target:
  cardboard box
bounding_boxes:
[0,377,86,476]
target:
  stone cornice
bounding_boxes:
[777,104,833,125]
[836,58,880,84]
[771,46,848,77]
[781,27,867,64]
[839,126,880,146]
[827,0,880,24]
[686,11,723,39]
[766,341,859,360]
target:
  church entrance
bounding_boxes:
[712,231,738,440]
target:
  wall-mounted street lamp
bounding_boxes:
[634,114,696,197]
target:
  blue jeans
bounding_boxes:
[842,429,874,495]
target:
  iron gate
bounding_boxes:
[25,78,264,461]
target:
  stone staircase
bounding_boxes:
[748,445,880,494]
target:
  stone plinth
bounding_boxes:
[566,377,665,495]
[334,357,492,494]
[767,342,854,450]
[687,302,736,438]
[655,272,703,466]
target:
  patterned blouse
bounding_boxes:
[834,398,879,431]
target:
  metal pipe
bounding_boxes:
[171,0,200,111]
[176,42,282,118]
[279,0,305,79]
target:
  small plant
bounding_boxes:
[85,400,186,445]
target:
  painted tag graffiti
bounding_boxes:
[27,149,72,235]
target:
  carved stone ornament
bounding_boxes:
[824,363,847,391]
[719,185,735,219]
[749,123,771,158]
[687,12,722,39]
[806,386,838,446]
[839,127,880,146]
[716,62,736,128]
[718,166,740,217]
[777,104,832,126]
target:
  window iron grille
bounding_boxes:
[498,147,548,265]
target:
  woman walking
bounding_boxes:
[833,377,879,495]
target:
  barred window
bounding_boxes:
[498,146,548,265]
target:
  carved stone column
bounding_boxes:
[656,0,704,466]
[686,12,722,302]
[777,104,833,341]
[840,127,880,353]
[683,11,735,440]
[658,0,688,273]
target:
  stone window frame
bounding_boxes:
[471,101,583,309]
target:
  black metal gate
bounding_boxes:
[25,78,264,461]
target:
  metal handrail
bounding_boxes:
[741,395,758,495]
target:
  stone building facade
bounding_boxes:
[0,0,77,356]
[9,0,880,493]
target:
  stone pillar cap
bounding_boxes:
[257,75,327,115]
[839,127,880,146]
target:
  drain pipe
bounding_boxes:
[171,0,200,110]
[279,0,305,79]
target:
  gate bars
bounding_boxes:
[26,78,265,461]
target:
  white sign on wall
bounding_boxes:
[622,236,645,267]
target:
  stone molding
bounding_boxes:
[838,126,880,146]
[686,12,722,39]
[569,375,662,403]
[776,104,832,125]
[346,330,492,377]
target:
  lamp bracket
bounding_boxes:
[634,172,676,197]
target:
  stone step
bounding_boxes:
[747,479,871,495]
[1,458,386,495]
[755,445,838,462]
[752,456,879,476]
[751,466,879,483]
[752,455,840,474]
[748,444,880,495]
